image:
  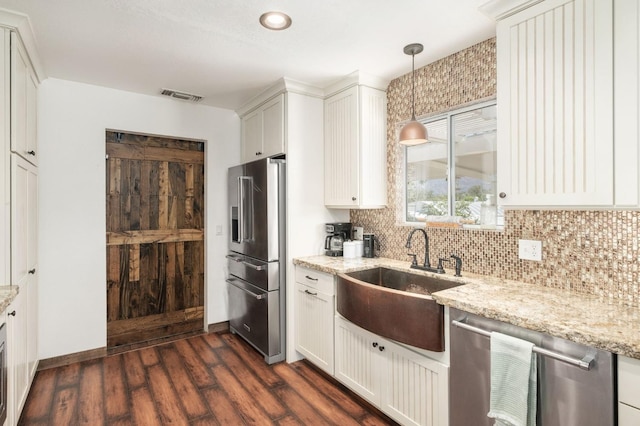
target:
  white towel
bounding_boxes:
[487,332,537,426]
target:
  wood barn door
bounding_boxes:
[106,131,205,348]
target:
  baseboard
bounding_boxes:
[37,321,231,371]
[38,347,108,370]
[208,321,229,333]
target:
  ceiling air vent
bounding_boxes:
[160,88,203,103]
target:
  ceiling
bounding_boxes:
[0,0,496,111]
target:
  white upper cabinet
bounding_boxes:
[240,93,285,163]
[614,0,640,207]
[494,0,613,207]
[324,74,387,209]
[11,32,38,166]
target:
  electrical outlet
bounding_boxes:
[519,239,542,261]
[353,226,364,240]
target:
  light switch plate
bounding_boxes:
[519,239,542,261]
[353,226,364,240]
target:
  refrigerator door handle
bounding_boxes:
[226,279,266,300]
[225,255,266,271]
[238,176,254,242]
[237,176,244,243]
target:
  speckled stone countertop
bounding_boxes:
[294,255,640,359]
[0,285,19,315]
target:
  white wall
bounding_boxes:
[37,78,240,359]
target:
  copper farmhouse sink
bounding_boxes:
[336,267,463,351]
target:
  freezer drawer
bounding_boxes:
[227,277,281,359]
[226,252,279,291]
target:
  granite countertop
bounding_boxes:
[0,285,19,315]
[294,255,640,359]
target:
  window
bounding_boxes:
[405,101,502,228]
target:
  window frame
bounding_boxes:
[402,99,498,227]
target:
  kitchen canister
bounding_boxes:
[343,241,357,258]
[354,240,363,258]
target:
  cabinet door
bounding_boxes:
[382,342,449,426]
[7,290,28,425]
[261,94,285,158]
[324,86,359,207]
[26,272,37,380]
[11,156,36,286]
[359,86,387,208]
[25,70,37,166]
[619,403,640,426]
[10,32,37,165]
[295,282,334,375]
[10,156,28,286]
[27,163,37,272]
[241,109,262,163]
[334,316,380,405]
[496,0,613,206]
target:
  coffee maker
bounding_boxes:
[324,223,352,257]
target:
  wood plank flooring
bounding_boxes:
[19,332,398,425]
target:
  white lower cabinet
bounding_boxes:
[335,316,449,426]
[7,289,28,426]
[294,266,335,375]
[618,355,640,425]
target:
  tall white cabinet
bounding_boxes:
[0,15,41,426]
[324,73,388,209]
[493,0,613,207]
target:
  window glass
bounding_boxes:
[405,102,502,228]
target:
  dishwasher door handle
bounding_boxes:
[452,319,594,370]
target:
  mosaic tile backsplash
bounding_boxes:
[351,38,640,307]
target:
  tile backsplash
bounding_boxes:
[351,38,640,307]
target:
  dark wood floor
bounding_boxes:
[19,332,398,425]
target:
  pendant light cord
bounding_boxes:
[411,52,416,121]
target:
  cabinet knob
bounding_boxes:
[28,268,36,274]
[27,150,36,156]
[499,192,506,199]
[8,310,15,317]
[255,151,262,156]
[372,342,378,348]
[352,197,357,201]
[379,346,385,352]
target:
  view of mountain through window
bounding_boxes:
[405,102,503,228]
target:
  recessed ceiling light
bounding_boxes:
[259,11,292,31]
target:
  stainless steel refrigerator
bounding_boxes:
[226,157,286,364]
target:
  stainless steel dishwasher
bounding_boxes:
[449,308,615,426]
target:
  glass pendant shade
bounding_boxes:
[399,42,428,146]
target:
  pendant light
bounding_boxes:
[399,43,428,146]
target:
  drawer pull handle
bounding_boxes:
[27,150,36,156]
[28,268,36,274]
[8,310,16,317]
[304,289,317,296]
[305,275,318,281]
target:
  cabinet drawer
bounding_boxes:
[295,266,334,295]
[619,402,640,425]
[619,355,640,408]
